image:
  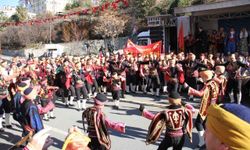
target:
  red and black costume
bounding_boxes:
[82,93,125,150]
[140,92,193,150]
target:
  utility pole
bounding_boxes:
[49,0,56,44]
[162,19,166,54]
[49,22,52,44]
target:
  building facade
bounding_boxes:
[26,0,72,15]
[0,5,36,19]
[0,6,16,17]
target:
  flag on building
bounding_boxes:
[178,21,184,52]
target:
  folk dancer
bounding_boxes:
[139,91,194,150]
[20,87,44,136]
[224,54,249,104]
[184,67,219,147]
[72,62,89,111]
[82,93,125,150]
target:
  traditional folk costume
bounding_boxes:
[12,82,28,134]
[84,64,100,97]
[55,64,70,107]
[118,61,128,98]
[225,30,237,54]
[148,62,161,96]
[214,65,227,103]
[72,66,89,111]
[208,31,218,55]
[125,61,137,93]
[99,68,111,94]
[82,93,125,150]
[139,61,150,93]
[139,91,193,150]
[20,87,44,136]
[38,79,58,121]
[165,63,185,93]
[0,65,13,132]
[111,72,122,109]
[185,68,219,147]
[64,65,76,106]
[224,60,248,104]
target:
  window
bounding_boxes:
[137,39,149,46]
[92,0,99,5]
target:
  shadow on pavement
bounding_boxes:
[0,143,22,150]
[110,125,148,140]
[51,137,64,149]
[0,131,22,148]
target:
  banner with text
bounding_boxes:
[124,40,162,56]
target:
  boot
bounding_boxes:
[69,96,74,106]
[189,95,194,101]
[82,99,87,110]
[103,86,107,94]
[4,113,12,128]
[49,110,56,119]
[129,83,133,92]
[156,88,160,97]
[163,86,167,93]
[88,93,91,99]
[237,92,242,104]
[121,91,125,99]
[77,100,82,111]
[229,92,234,103]
[65,99,69,107]
[125,85,130,93]
[198,130,205,147]
[132,85,136,93]
[135,85,139,93]
[43,113,49,121]
[0,115,4,132]
[114,100,120,109]
[142,85,145,93]
[150,88,154,95]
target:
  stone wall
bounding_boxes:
[1,37,129,58]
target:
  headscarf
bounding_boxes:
[207,104,250,150]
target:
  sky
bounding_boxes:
[0,0,19,7]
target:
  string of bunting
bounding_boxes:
[0,0,129,27]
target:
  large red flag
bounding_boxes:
[178,21,184,52]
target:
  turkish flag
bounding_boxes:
[178,21,184,52]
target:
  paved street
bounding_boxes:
[0,92,203,150]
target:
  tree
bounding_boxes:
[10,6,28,22]
[0,12,8,31]
[65,3,72,10]
[94,10,129,43]
[0,26,25,49]
[70,20,90,41]
[128,0,157,19]
[62,22,72,42]
[0,12,8,22]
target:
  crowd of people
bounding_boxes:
[0,49,250,150]
[185,27,249,57]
